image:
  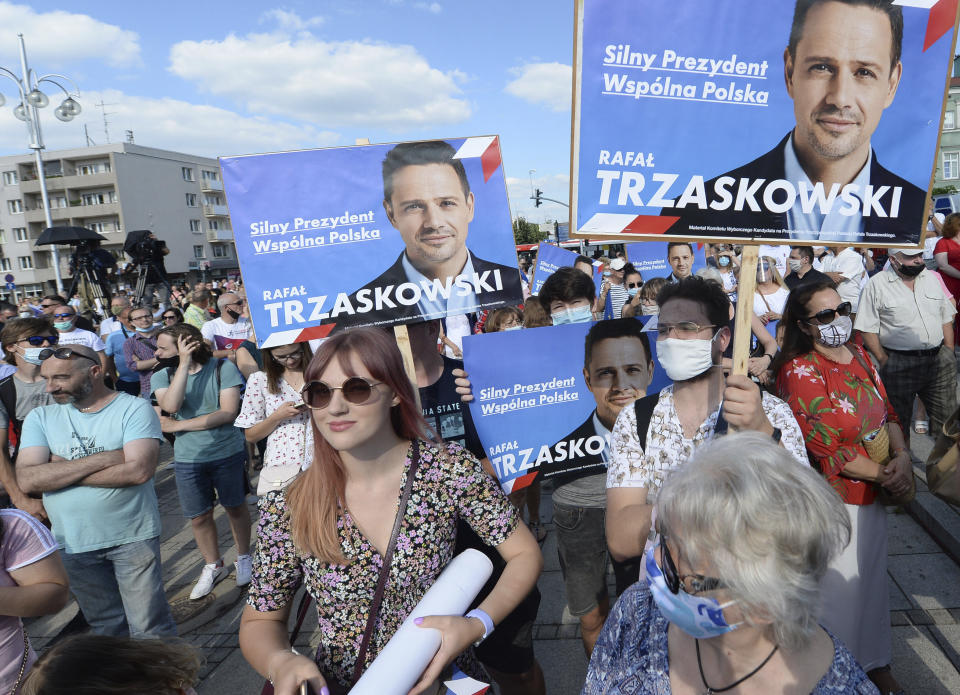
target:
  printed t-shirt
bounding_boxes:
[0,509,57,692]
[201,317,251,351]
[19,394,163,553]
[150,359,245,463]
[419,356,484,459]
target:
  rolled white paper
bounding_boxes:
[351,548,494,694]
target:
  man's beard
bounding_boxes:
[59,376,94,405]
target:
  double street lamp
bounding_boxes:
[0,34,82,293]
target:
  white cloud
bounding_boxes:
[259,8,324,32]
[504,62,572,112]
[414,2,443,12]
[0,89,339,159]
[0,2,140,68]
[168,32,470,130]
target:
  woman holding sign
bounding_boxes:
[239,328,541,695]
[773,278,908,695]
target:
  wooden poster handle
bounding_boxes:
[732,245,759,376]
[393,324,422,411]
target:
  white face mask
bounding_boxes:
[657,333,719,382]
[641,304,659,315]
[815,315,852,348]
[788,258,803,273]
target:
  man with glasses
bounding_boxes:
[122,308,164,400]
[15,344,177,638]
[49,305,107,372]
[200,293,251,364]
[856,247,957,447]
[605,277,807,568]
[38,295,95,332]
[0,318,58,520]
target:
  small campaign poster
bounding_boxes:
[571,0,959,246]
[625,241,706,278]
[530,243,603,295]
[464,319,666,492]
[221,137,523,347]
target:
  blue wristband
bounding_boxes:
[465,608,494,646]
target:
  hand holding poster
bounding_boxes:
[571,0,959,245]
[221,137,523,347]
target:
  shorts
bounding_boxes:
[553,502,608,617]
[174,450,249,518]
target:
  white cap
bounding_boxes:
[891,247,923,256]
[610,258,626,270]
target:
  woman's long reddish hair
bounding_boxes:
[285,327,433,564]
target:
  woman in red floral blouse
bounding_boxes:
[773,277,910,695]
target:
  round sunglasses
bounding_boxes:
[300,377,384,410]
[805,301,852,326]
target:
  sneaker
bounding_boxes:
[190,561,227,600]
[235,554,253,587]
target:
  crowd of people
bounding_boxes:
[0,222,952,694]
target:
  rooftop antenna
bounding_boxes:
[95,99,118,143]
[125,129,134,144]
[83,124,96,147]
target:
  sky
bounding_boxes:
[0,0,574,224]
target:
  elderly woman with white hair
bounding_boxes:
[583,433,877,695]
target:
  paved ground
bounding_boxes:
[22,435,960,695]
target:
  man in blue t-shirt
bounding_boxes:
[16,344,176,638]
[103,306,140,396]
[151,323,251,601]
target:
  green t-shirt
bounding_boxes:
[150,359,245,463]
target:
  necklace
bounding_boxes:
[695,639,779,694]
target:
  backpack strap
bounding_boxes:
[0,375,20,460]
[633,393,659,451]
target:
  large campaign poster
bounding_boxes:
[464,319,668,492]
[571,0,959,246]
[221,137,523,347]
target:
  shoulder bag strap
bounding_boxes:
[351,439,421,684]
[850,347,881,396]
[633,394,659,450]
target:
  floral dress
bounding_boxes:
[776,345,899,505]
[247,440,519,689]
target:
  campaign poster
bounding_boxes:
[571,0,959,247]
[530,243,603,295]
[625,241,706,278]
[220,137,523,348]
[463,319,667,492]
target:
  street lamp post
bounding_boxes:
[0,34,82,294]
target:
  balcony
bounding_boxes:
[24,206,72,224]
[19,171,116,193]
[68,202,121,218]
[206,228,234,242]
[202,204,229,217]
[201,178,224,192]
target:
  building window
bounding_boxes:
[193,245,205,259]
[13,228,27,242]
[190,219,202,233]
[944,152,960,180]
[17,256,32,270]
[212,244,229,258]
[201,169,219,181]
[86,222,106,234]
[0,259,11,271]
[50,196,67,209]
[208,219,221,231]
[77,162,110,176]
[185,193,197,207]
[0,230,6,244]
[6,200,22,214]
[81,192,114,206]
[1,171,17,186]
[203,194,223,206]
[181,167,195,182]
[946,110,957,130]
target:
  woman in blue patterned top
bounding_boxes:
[583,432,880,695]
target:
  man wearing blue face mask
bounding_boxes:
[48,305,107,372]
[605,277,808,566]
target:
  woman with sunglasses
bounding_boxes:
[235,342,314,483]
[161,308,183,325]
[772,277,908,695]
[584,433,873,695]
[240,328,541,695]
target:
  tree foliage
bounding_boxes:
[513,217,549,244]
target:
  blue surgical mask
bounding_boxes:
[718,256,731,268]
[21,347,44,365]
[503,325,523,331]
[135,325,154,334]
[551,305,593,326]
[627,287,639,298]
[644,546,740,639]
[53,320,73,331]
[602,270,612,278]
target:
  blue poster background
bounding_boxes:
[531,243,604,296]
[464,319,668,492]
[220,137,521,347]
[574,0,956,243]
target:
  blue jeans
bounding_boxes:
[61,537,177,638]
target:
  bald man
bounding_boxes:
[16,344,176,638]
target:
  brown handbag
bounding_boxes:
[926,407,960,506]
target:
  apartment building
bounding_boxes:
[0,143,237,301]
[932,57,960,195]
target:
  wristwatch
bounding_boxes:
[465,608,494,646]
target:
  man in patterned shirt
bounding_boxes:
[605,276,808,564]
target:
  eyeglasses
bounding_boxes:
[18,335,58,347]
[39,303,57,309]
[658,533,725,595]
[657,322,717,339]
[272,351,301,363]
[38,347,98,365]
[301,377,384,410]
[130,314,153,322]
[805,301,852,326]
[52,312,75,320]
[162,314,178,322]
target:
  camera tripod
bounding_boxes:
[67,255,111,319]
[132,260,172,308]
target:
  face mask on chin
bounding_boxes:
[226,309,241,320]
[156,356,180,370]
